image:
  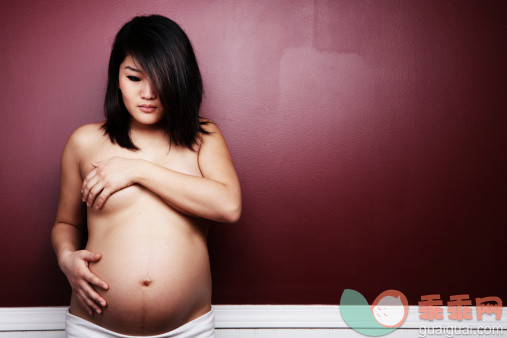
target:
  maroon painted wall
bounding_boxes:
[0,1,505,307]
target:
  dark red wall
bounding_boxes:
[0,1,505,307]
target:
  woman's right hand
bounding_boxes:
[58,250,109,316]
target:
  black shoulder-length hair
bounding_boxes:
[100,14,211,152]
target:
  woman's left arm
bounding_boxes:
[82,122,241,223]
[135,123,241,223]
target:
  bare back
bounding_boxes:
[69,121,212,335]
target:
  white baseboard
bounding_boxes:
[0,305,505,331]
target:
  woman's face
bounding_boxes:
[118,55,164,126]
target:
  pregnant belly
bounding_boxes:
[69,223,212,336]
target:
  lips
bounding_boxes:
[139,105,157,113]
[139,105,157,108]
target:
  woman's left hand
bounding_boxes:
[81,157,140,209]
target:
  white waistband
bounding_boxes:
[65,308,215,338]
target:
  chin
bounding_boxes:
[132,114,163,124]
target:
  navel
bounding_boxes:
[141,278,153,287]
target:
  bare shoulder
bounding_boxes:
[200,118,228,138]
[70,122,103,144]
[65,122,104,159]
[197,118,222,149]
[199,117,217,131]
[197,117,233,158]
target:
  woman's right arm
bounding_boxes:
[50,126,108,316]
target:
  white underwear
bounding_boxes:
[65,308,216,338]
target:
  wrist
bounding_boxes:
[57,248,73,267]
[133,158,148,185]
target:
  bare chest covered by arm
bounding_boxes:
[83,165,209,240]
[79,132,209,238]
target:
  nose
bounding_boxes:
[141,81,157,100]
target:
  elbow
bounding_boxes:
[225,200,242,223]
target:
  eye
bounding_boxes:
[127,75,141,82]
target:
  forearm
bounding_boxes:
[51,222,82,267]
[134,159,237,222]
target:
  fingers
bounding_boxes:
[92,188,111,209]
[83,179,105,207]
[80,276,107,312]
[88,272,109,291]
[80,252,109,302]
[81,169,97,195]
[93,159,107,166]
[67,251,109,316]
[81,251,101,262]
[82,174,98,203]
[77,285,103,315]
[75,291,94,316]
[80,252,109,292]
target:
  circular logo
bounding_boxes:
[371,289,409,328]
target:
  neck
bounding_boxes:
[129,118,170,148]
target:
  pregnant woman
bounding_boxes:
[51,15,241,337]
